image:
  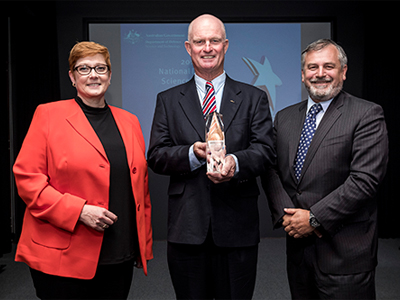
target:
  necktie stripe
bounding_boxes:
[202,82,216,118]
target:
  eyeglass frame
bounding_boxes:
[74,64,110,75]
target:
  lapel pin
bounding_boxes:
[230,100,235,103]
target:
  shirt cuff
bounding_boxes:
[189,144,205,171]
[227,154,239,175]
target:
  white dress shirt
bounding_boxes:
[194,72,226,112]
[189,72,238,173]
[307,97,333,128]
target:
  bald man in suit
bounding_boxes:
[147,14,275,299]
[262,39,388,299]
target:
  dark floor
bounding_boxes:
[1,238,399,299]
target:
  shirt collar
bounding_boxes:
[195,71,226,95]
[307,96,333,113]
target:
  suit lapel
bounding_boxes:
[299,94,344,183]
[66,102,108,161]
[178,78,206,140]
[177,76,244,140]
[220,76,243,132]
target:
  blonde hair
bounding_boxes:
[68,41,111,72]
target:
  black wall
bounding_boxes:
[3,1,61,254]
[3,1,398,252]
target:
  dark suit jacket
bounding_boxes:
[262,91,389,275]
[147,76,275,247]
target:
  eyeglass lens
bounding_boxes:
[75,65,108,75]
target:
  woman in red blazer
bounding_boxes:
[13,41,153,299]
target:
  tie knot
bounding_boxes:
[309,103,323,117]
[206,81,213,91]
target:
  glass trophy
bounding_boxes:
[205,112,225,173]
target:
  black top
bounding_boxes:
[75,97,138,265]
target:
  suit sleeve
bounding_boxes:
[131,116,153,262]
[142,165,154,262]
[13,105,86,232]
[261,111,295,228]
[311,104,389,235]
[231,90,276,180]
[147,93,192,175]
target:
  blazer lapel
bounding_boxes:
[66,104,108,162]
[299,94,344,183]
[178,78,206,140]
[220,76,243,132]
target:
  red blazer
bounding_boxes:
[13,99,153,279]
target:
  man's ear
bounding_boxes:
[342,65,348,81]
[223,39,229,54]
[184,41,192,56]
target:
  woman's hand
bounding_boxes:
[79,204,118,232]
[135,255,143,269]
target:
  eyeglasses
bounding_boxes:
[74,64,109,75]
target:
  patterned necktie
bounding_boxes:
[202,81,217,118]
[294,103,323,181]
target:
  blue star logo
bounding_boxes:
[242,56,282,113]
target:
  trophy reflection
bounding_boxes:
[205,112,225,173]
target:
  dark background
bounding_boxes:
[2,0,398,256]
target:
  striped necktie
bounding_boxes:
[294,103,323,181]
[202,81,217,118]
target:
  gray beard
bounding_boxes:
[306,81,343,102]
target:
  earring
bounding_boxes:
[72,82,76,87]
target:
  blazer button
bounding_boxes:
[132,167,137,174]
[297,190,302,195]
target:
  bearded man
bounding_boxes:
[262,39,389,299]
